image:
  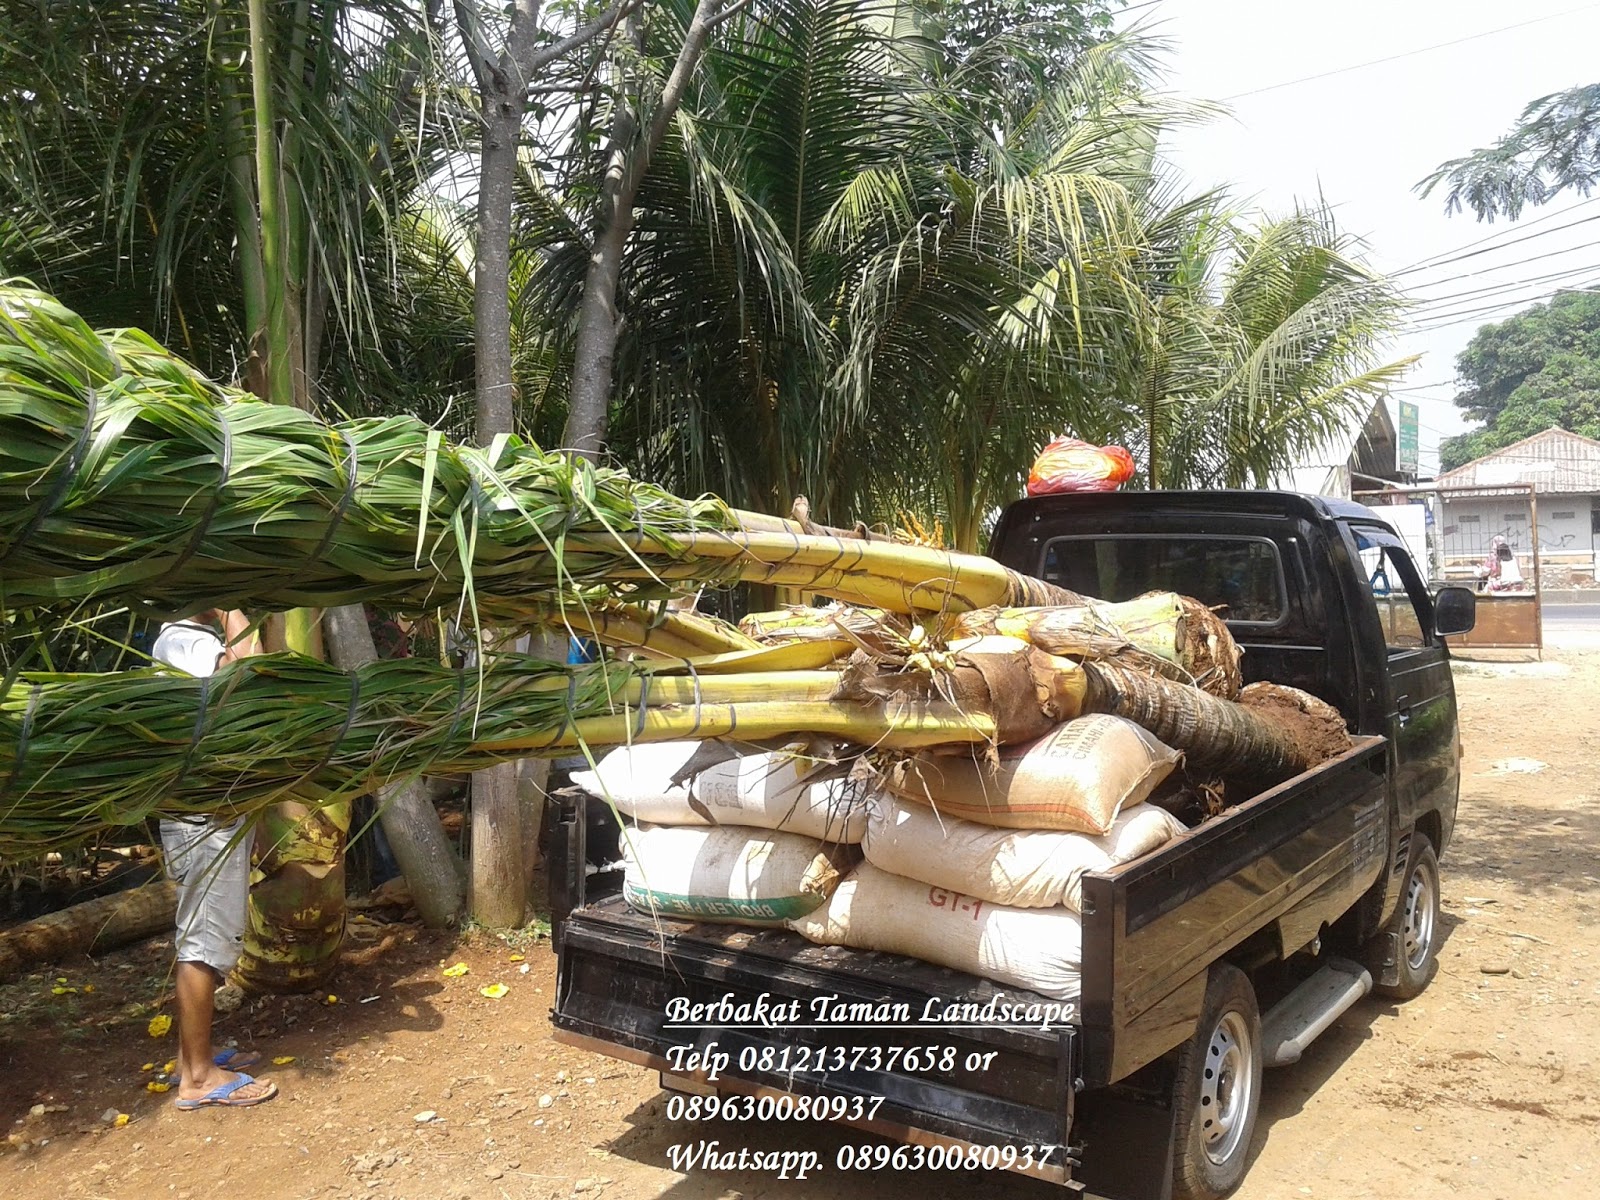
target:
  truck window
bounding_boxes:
[1039,535,1287,624]
[1358,543,1428,650]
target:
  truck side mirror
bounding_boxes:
[1433,586,1476,637]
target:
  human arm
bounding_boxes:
[216,610,261,665]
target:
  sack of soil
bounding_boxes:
[621,824,855,925]
[571,740,868,843]
[788,862,1082,1001]
[863,794,1185,912]
[884,714,1181,834]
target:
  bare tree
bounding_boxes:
[561,0,731,460]
[455,0,629,926]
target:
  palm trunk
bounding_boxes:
[0,881,177,982]
[246,0,294,409]
[232,0,350,991]
[233,797,350,993]
[458,0,550,929]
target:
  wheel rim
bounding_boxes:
[1197,1009,1255,1168]
[1402,858,1436,971]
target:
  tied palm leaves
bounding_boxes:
[0,286,734,620]
[0,284,1075,618]
[0,637,1346,860]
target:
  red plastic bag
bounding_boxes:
[1026,438,1136,496]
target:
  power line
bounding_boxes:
[1219,4,1600,101]
[1410,260,1600,301]
[1393,213,1600,278]
[1396,197,1600,275]
[1408,281,1600,332]
[1409,261,1600,310]
[1411,276,1600,324]
[1398,239,1600,300]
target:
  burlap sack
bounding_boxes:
[886,714,1181,834]
[863,795,1185,911]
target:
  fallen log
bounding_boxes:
[0,879,177,981]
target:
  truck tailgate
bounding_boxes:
[553,897,1079,1182]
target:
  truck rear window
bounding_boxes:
[1039,535,1287,625]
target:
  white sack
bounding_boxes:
[863,796,1185,912]
[788,862,1082,1001]
[573,740,867,843]
[621,824,849,925]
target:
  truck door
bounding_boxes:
[1354,527,1458,843]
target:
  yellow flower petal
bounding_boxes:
[479,983,509,999]
[145,1081,170,1094]
[441,962,470,978]
[55,976,68,984]
[51,986,71,995]
[272,1056,296,1066]
[507,954,524,962]
[83,984,95,993]
[141,1063,155,1073]
[323,994,338,1005]
[163,1060,176,1074]
[113,1114,130,1128]
[147,1014,172,1038]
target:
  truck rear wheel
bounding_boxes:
[1373,833,1440,1001]
[1171,963,1262,1200]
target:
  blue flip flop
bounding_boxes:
[174,1073,278,1111]
[212,1048,261,1071]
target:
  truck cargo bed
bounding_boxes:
[550,736,1388,1191]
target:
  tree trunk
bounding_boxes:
[0,881,177,982]
[561,0,724,460]
[232,798,349,994]
[563,213,633,459]
[322,603,465,928]
[247,0,295,408]
[469,100,530,923]
[472,103,522,438]
[458,0,545,928]
[470,761,525,927]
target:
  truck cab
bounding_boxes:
[547,491,1474,1200]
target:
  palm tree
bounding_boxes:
[517,4,1168,549]
[1133,203,1414,490]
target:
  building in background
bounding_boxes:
[1433,427,1600,581]
[1277,397,1407,499]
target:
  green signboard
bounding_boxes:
[1397,399,1420,474]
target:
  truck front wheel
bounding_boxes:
[1171,963,1263,1200]
[1373,833,1441,1000]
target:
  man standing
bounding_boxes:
[154,608,278,1111]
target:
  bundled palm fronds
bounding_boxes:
[0,630,1347,858]
[0,284,1075,621]
[1,284,1355,873]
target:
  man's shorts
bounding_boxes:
[160,817,251,975]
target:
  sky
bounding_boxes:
[1125,0,1600,475]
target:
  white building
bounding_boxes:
[1433,427,1600,576]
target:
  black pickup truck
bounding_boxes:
[546,490,1476,1200]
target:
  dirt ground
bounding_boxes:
[3,650,1597,1200]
